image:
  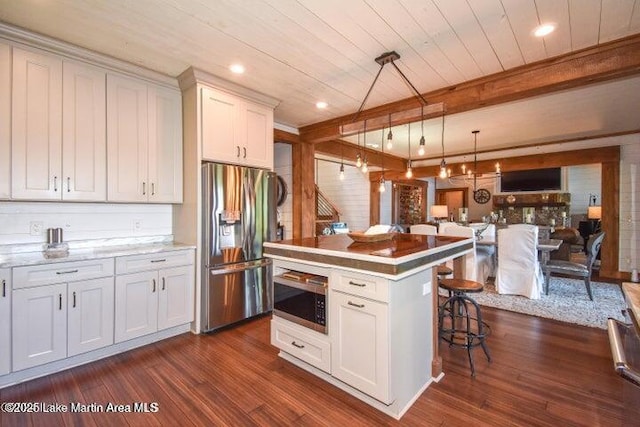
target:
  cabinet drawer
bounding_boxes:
[13,258,114,289]
[331,270,389,302]
[271,317,330,373]
[115,249,194,274]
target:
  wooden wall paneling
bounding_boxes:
[291,141,315,238]
[600,160,620,278]
[299,34,640,143]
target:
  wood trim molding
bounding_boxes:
[299,33,640,143]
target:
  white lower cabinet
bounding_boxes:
[114,250,194,343]
[330,290,391,404]
[271,317,331,373]
[11,259,115,371]
[0,269,12,375]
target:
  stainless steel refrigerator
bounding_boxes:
[202,162,277,332]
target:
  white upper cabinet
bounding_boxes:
[107,73,149,202]
[11,47,107,201]
[11,47,63,200]
[107,74,182,203]
[62,61,106,201]
[148,85,183,203]
[201,85,273,169]
[0,43,10,200]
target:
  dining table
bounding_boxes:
[476,237,562,266]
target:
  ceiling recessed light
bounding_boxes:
[229,64,245,74]
[316,101,328,109]
[533,24,555,37]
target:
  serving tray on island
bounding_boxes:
[347,231,396,243]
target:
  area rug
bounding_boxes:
[453,277,627,329]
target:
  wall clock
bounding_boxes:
[473,188,491,204]
[276,175,288,207]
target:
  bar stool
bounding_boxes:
[436,265,454,298]
[438,278,491,377]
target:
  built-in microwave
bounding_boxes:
[273,272,327,334]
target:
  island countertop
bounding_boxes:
[264,233,472,277]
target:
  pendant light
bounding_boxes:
[339,142,345,180]
[386,113,393,150]
[438,112,447,179]
[361,120,368,173]
[355,131,362,168]
[418,105,426,156]
[405,122,413,179]
[379,127,386,192]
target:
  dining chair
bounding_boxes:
[410,224,437,235]
[438,224,492,284]
[495,226,544,299]
[542,231,605,300]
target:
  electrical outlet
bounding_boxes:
[30,221,44,236]
[133,219,143,232]
[422,281,431,296]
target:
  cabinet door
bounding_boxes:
[242,101,273,169]
[68,277,114,357]
[11,47,63,200]
[107,74,148,202]
[0,269,11,375]
[157,265,193,330]
[62,61,106,201]
[114,271,158,342]
[148,85,183,203]
[0,43,10,199]
[201,86,239,164]
[12,284,67,371]
[330,291,391,404]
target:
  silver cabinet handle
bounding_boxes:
[236,146,240,157]
[53,176,58,192]
[56,269,78,275]
[291,341,305,349]
[151,183,155,195]
[67,177,71,192]
[162,277,166,291]
[72,291,76,308]
[150,259,166,263]
[348,301,365,308]
[152,278,156,292]
[2,279,5,297]
[243,147,247,158]
[59,294,63,310]
[348,280,366,287]
[142,182,146,195]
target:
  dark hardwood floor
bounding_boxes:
[1,306,625,426]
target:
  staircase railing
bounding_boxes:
[316,185,340,235]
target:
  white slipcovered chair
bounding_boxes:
[495,226,544,299]
[438,224,492,284]
[410,224,437,235]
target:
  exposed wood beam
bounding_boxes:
[274,128,300,144]
[315,140,406,171]
[299,33,640,143]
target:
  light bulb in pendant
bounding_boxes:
[339,163,345,180]
[379,177,385,192]
[439,159,448,179]
[418,136,425,156]
[355,154,362,168]
[495,162,501,174]
[386,140,393,150]
[405,161,413,179]
[362,159,368,173]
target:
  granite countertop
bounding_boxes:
[0,237,195,269]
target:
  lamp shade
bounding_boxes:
[430,205,448,219]
[587,206,602,220]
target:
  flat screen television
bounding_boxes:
[500,168,562,192]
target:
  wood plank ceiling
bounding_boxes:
[1,0,639,160]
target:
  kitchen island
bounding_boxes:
[263,233,472,419]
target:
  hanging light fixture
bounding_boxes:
[339,141,345,180]
[355,131,362,168]
[379,127,386,192]
[418,105,426,156]
[447,130,501,191]
[438,112,447,179]
[405,122,413,179]
[386,113,393,150]
[361,119,368,173]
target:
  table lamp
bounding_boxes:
[430,205,448,223]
